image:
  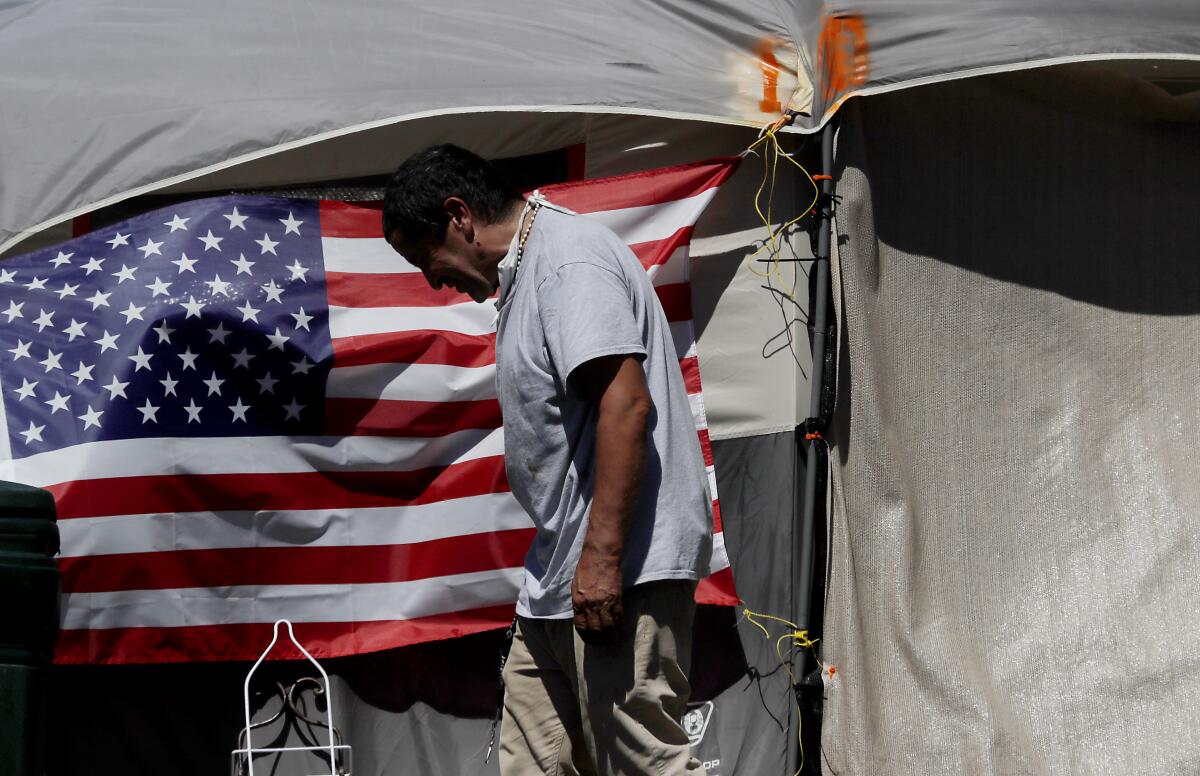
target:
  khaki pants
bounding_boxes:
[499,580,705,776]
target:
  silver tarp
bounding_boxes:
[3,1,1200,253]
[823,66,1200,774]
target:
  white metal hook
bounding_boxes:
[239,619,343,776]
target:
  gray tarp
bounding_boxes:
[0,0,802,253]
[3,1,1200,253]
[823,66,1200,774]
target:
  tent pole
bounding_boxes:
[790,119,834,776]
[797,119,835,634]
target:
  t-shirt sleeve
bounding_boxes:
[537,261,647,390]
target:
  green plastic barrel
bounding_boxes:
[0,480,60,776]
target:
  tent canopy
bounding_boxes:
[2,0,1199,254]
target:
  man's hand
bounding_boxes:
[570,353,651,642]
[572,547,624,641]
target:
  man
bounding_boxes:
[383,144,713,775]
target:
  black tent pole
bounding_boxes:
[797,119,835,636]
[789,118,835,776]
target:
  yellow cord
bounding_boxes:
[741,607,824,776]
[742,120,822,292]
[738,119,829,772]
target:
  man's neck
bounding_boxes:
[501,200,526,248]
[480,201,528,290]
[483,202,525,257]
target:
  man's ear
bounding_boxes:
[443,197,475,243]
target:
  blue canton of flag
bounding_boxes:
[0,197,331,457]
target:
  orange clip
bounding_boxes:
[804,431,822,441]
[812,174,833,181]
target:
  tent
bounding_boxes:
[2,2,1199,774]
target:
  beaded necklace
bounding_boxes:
[512,202,542,283]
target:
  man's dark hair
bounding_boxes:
[382,144,521,244]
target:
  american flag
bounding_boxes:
[0,158,738,664]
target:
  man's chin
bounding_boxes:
[472,285,499,304]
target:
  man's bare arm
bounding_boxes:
[571,353,652,637]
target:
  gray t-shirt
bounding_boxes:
[495,206,713,619]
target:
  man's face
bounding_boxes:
[388,225,495,304]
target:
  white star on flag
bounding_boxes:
[261,280,284,303]
[70,362,95,384]
[160,373,179,396]
[181,296,205,318]
[55,282,79,299]
[229,398,251,422]
[171,253,198,274]
[204,275,232,297]
[8,340,31,360]
[203,372,225,396]
[86,290,112,311]
[32,309,54,332]
[279,212,304,235]
[12,378,38,400]
[231,348,254,369]
[19,421,45,444]
[266,327,290,351]
[138,238,164,258]
[255,233,279,255]
[111,264,137,283]
[50,251,74,268]
[236,301,261,323]
[3,301,24,322]
[178,347,199,370]
[284,260,309,282]
[256,372,279,394]
[26,277,47,291]
[62,319,87,341]
[198,230,224,251]
[128,347,154,372]
[0,269,15,283]
[184,399,203,423]
[152,321,175,344]
[292,356,313,375]
[224,207,249,230]
[44,391,70,414]
[81,257,105,275]
[94,331,120,353]
[137,400,161,424]
[230,254,255,275]
[78,405,104,430]
[39,350,63,372]
[105,232,130,249]
[145,277,172,297]
[103,375,129,399]
[290,308,313,331]
[86,290,112,310]
[119,302,147,324]
[164,214,190,232]
[283,398,304,420]
[208,322,232,345]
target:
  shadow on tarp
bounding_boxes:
[847,65,1200,318]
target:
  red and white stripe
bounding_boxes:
[40,158,739,664]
